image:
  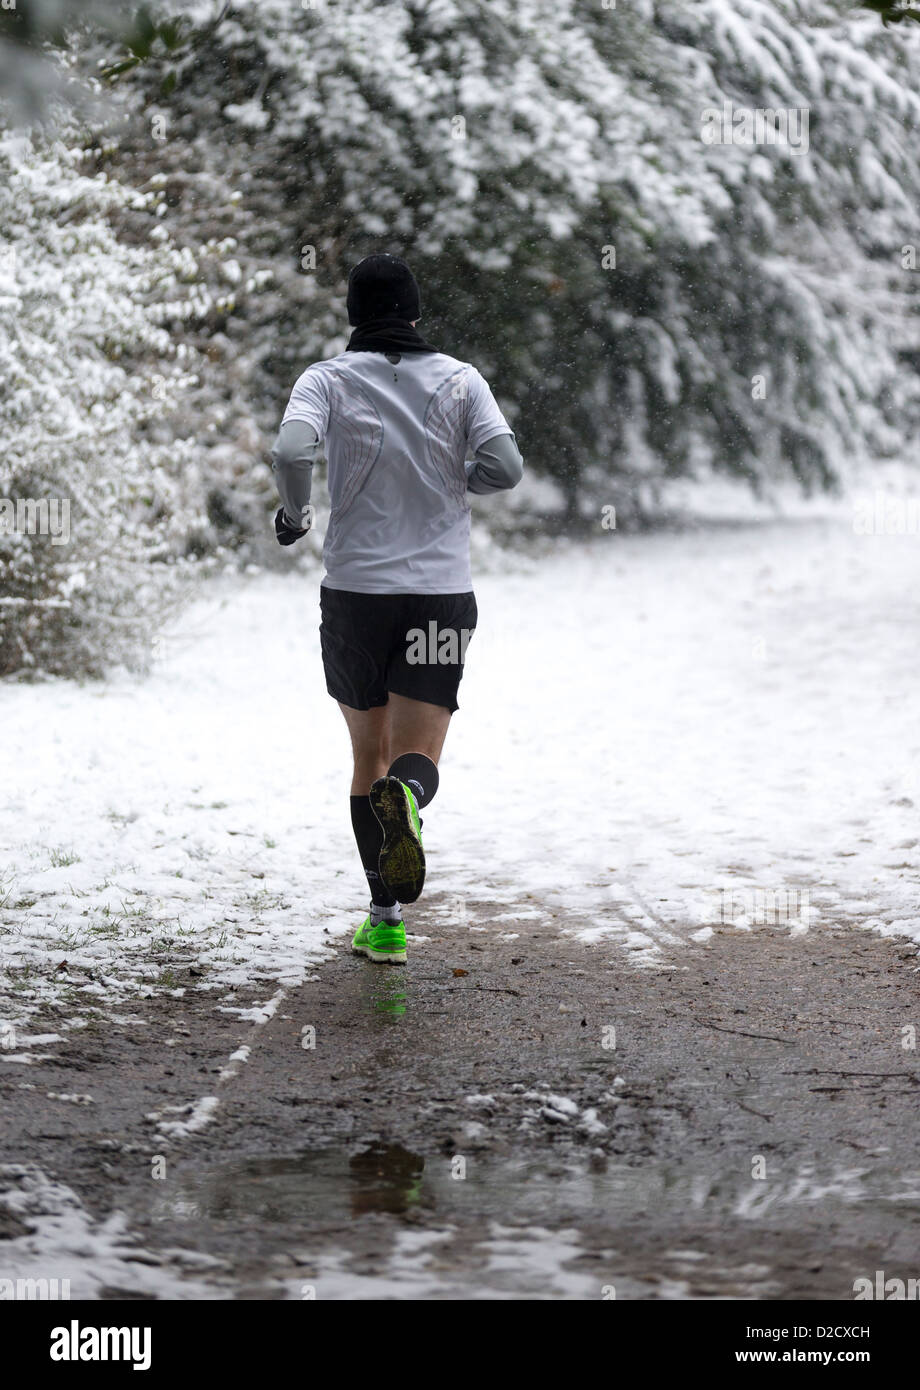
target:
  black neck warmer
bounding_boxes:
[346,316,438,355]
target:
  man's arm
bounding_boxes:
[466,432,524,495]
[271,419,322,536]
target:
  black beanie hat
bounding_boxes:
[346,254,421,326]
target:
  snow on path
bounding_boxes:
[2,517,920,1041]
[0,1165,229,1299]
[448,517,920,959]
[0,576,351,1037]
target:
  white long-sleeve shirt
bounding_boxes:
[272,348,522,594]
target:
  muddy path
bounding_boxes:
[2,892,920,1299]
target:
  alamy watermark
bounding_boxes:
[701,886,811,927]
[50,1320,151,1370]
[405,622,474,665]
[853,1269,920,1300]
[0,497,71,546]
[852,492,920,536]
[0,1276,71,1300]
[701,101,809,155]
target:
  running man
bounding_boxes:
[271,254,523,963]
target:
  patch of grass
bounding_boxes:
[86,915,121,939]
[49,847,80,868]
[2,963,37,992]
[241,889,287,914]
[54,925,88,951]
[85,899,152,939]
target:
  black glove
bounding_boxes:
[274,506,310,546]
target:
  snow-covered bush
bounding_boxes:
[0,125,216,678]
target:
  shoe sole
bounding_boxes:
[370,776,426,904]
[352,942,407,965]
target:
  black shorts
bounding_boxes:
[319,587,478,713]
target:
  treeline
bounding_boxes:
[1,1,919,675]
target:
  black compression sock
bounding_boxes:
[386,752,439,809]
[350,795,397,908]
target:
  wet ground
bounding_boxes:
[2,889,920,1299]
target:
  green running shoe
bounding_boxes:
[352,915,408,964]
[369,775,426,904]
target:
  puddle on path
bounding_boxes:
[154,1144,920,1230]
[146,1146,920,1298]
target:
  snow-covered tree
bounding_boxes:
[95,0,920,519]
[0,123,220,677]
[3,0,920,690]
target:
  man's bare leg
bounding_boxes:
[338,701,404,942]
[341,695,452,958]
[387,692,452,767]
[336,694,451,794]
[361,693,450,904]
[337,702,391,794]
